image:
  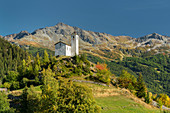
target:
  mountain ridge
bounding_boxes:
[2,23,170,59]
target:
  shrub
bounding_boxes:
[3,82,11,89]
[96,63,111,84]
[0,91,15,112]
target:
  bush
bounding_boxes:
[3,82,11,89]
[0,91,15,112]
[11,81,20,90]
[96,63,111,84]
[18,75,101,112]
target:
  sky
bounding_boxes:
[0,0,170,38]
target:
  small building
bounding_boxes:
[55,41,71,56]
[55,32,79,56]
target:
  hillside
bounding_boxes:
[2,23,170,60]
[10,81,160,113]
[87,53,170,96]
[0,50,169,112]
[0,38,29,84]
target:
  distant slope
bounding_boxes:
[21,46,54,57]
[87,53,170,96]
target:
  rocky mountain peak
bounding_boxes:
[20,30,29,34]
[55,22,71,28]
[56,22,67,26]
[13,30,31,39]
[136,32,167,43]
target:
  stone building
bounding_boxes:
[55,32,79,56]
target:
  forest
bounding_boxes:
[87,53,170,96]
[0,38,170,112]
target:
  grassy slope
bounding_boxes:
[74,82,160,113]
[96,96,159,113]
[10,82,160,113]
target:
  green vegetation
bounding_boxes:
[17,70,100,113]
[95,96,159,113]
[87,53,170,96]
[0,91,15,112]
[87,53,170,109]
[0,38,169,112]
[22,46,54,57]
[117,54,170,96]
[0,38,29,83]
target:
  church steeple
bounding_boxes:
[71,31,79,56]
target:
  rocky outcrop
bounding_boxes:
[136,33,166,42]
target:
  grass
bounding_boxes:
[10,85,42,96]
[9,82,161,113]
[95,96,160,113]
[16,85,42,92]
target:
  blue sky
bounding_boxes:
[0,0,170,37]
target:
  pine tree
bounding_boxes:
[19,86,29,113]
[35,53,41,69]
[136,73,147,98]
[43,50,49,65]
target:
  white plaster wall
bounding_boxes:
[75,35,79,55]
[71,34,79,56]
[71,36,75,56]
[66,45,71,56]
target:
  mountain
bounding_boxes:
[2,23,170,60]
[136,33,170,52]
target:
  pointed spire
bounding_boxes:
[72,31,77,35]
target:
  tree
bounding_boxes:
[35,53,41,69]
[5,71,19,82]
[145,92,152,104]
[157,94,170,107]
[0,91,14,112]
[136,73,147,98]
[96,63,111,84]
[43,50,49,65]
[117,70,136,89]
[19,70,101,112]
[56,80,101,113]
[19,86,29,113]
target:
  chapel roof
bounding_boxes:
[54,41,71,46]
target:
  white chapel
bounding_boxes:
[55,32,79,56]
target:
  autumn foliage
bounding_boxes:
[95,62,111,84]
[96,62,108,71]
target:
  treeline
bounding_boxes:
[117,54,170,96]
[21,46,54,57]
[0,38,29,83]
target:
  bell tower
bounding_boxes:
[71,31,79,56]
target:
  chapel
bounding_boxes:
[54,32,79,56]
